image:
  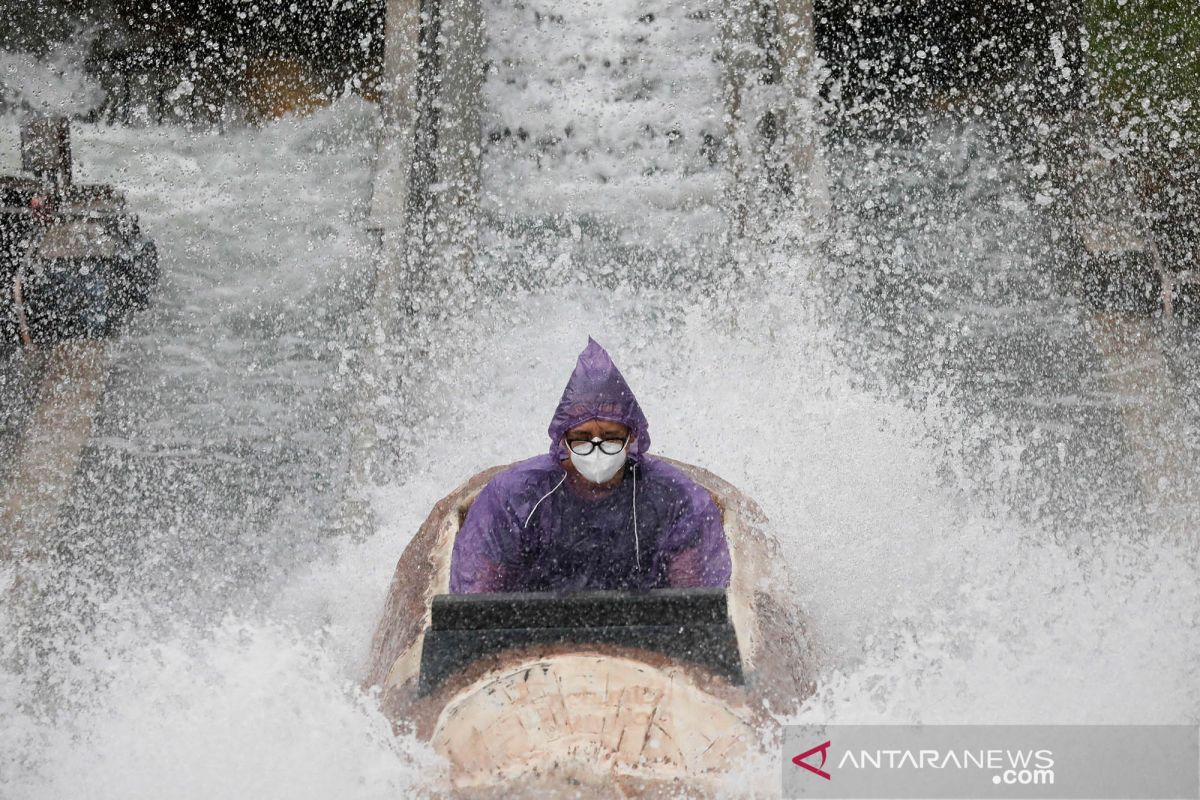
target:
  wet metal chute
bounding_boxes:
[365,0,822,299]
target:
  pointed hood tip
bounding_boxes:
[547,338,651,459]
[582,335,607,356]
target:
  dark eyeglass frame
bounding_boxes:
[567,436,629,456]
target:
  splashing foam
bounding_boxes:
[1,603,443,798]
[0,44,1195,798]
[0,42,105,115]
[369,287,1200,737]
[5,241,1195,798]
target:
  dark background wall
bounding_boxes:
[3,0,1188,142]
[0,0,107,53]
[0,0,385,123]
[814,0,1086,134]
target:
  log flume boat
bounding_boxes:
[365,458,814,797]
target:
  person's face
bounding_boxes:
[563,419,630,457]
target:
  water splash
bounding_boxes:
[1,28,1198,798]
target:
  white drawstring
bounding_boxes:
[524,466,640,571]
[524,474,567,529]
[631,463,640,570]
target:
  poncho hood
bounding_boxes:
[547,337,651,460]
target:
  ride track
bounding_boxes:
[365,0,820,297]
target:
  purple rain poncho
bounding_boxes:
[449,338,732,593]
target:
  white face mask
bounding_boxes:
[568,439,628,484]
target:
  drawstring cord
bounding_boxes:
[524,474,566,529]
[524,464,640,572]
[632,463,640,570]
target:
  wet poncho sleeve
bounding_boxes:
[655,469,732,588]
[448,479,522,593]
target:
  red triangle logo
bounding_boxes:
[792,740,832,780]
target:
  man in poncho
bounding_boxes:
[449,338,731,593]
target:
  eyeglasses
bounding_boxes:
[567,436,628,456]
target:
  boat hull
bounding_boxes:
[365,459,813,791]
